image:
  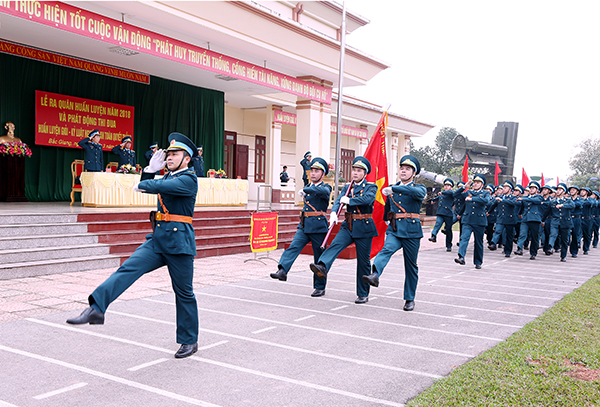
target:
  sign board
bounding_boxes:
[250,212,278,252]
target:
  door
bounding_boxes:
[234,144,249,179]
[340,148,355,181]
[224,131,236,177]
[255,136,266,183]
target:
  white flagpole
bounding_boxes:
[334,1,347,199]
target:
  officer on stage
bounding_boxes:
[309,156,378,303]
[78,129,104,172]
[67,133,200,359]
[300,151,312,186]
[111,136,136,167]
[454,174,490,269]
[145,142,158,166]
[488,180,518,257]
[428,177,455,252]
[579,187,594,255]
[568,185,583,257]
[270,157,331,284]
[191,146,205,177]
[515,181,543,259]
[545,183,575,261]
[363,155,426,311]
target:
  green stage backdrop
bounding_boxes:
[0,52,224,201]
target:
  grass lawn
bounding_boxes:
[407,273,600,406]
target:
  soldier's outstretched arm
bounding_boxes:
[347,183,377,206]
[139,173,197,197]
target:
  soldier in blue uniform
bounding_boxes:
[484,184,497,246]
[592,190,600,248]
[300,151,312,186]
[539,185,554,254]
[545,183,575,261]
[67,133,200,359]
[362,155,426,311]
[579,187,594,255]
[488,180,518,257]
[452,181,467,246]
[270,157,332,285]
[78,129,104,172]
[111,136,136,167]
[568,185,583,257]
[454,174,490,269]
[428,178,455,252]
[191,146,205,177]
[145,142,158,166]
[514,181,543,259]
[309,156,378,303]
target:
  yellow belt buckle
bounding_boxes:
[156,212,164,221]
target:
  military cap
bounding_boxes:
[166,132,198,158]
[149,142,158,149]
[304,151,311,159]
[198,145,203,151]
[352,156,371,174]
[515,184,525,194]
[503,180,514,190]
[88,129,100,139]
[485,183,495,191]
[528,181,541,190]
[541,184,555,192]
[569,185,580,191]
[582,187,592,194]
[310,157,329,176]
[473,173,486,185]
[457,181,466,188]
[121,136,132,143]
[592,190,600,197]
[444,178,455,187]
[399,154,421,175]
[495,185,503,191]
[557,182,568,192]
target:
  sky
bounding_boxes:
[342,0,600,182]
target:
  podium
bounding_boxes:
[0,155,27,201]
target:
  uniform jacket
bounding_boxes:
[547,197,575,228]
[458,189,490,226]
[486,198,497,223]
[519,194,544,222]
[78,138,104,172]
[489,194,519,225]
[300,158,311,181]
[453,187,466,216]
[144,149,154,166]
[299,181,332,234]
[432,190,454,217]
[383,181,427,238]
[111,145,136,167]
[332,180,378,238]
[591,199,600,217]
[191,156,204,177]
[570,196,582,217]
[138,168,198,256]
[580,197,594,218]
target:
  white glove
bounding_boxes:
[329,212,338,226]
[382,186,393,196]
[146,149,166,173]
[133,183,145,193]
[385,220,390,226]
[298,190,306,198]
[340,196,350,205]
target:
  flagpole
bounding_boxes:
[334,0,347,199]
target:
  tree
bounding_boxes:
[569,137,600,176]
[411,127,459,175]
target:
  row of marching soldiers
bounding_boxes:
[428,177,600,265]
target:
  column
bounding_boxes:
[266,104,283,202]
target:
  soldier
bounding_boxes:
[540,185,554,254]
[452,181,467,246]
[515,181,543,259]
[454,174,490,269]
[67,133,200,359]
[191,146,205,177]
[309,156,377,304]
[513,184,524,246]
[592,190,600,248]
[111,136,136,167]
[428,177,455,252]
[78,129,104,172]
[300,151,312,186]
[579,187,594,255]
[270,158,331,284]
[363,155,426,311]
[488,180,518,257]
[568,185,582,257]
[145,142,158,166]
[484,184,497,246]
[545,183,575,261]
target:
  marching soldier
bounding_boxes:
[145,142,158,166]
[68,133,200,359]
[454,174,490,269]
[545,183,575,261]
[568,185,583,257]
[515,181,543,259]
[540,185,554,255]
[428,178,455,252]
[270,158,332,285]
[111,136,136,167]
[488,180,518,257]
[452,180,467,245]
[300,151,312,186]
[363,155,426,311]
[579,187,594,255]
[592,190,600,248]
[309,156,377,303]
[78,129,104,172]
[484,184,497,246]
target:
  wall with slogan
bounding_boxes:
[0,52,224,202]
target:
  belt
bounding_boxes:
[395,213,420,219]
[352,214,373,220]
[572,215,581,218]
[155,212,193,224]
[582,216,591,219]
[304,211,326,217]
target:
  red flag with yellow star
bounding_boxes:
[363,110,389,258]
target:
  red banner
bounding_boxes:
[0,40,149,84]
[35,91,134,150]
[250,212,278,253]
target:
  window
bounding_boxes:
[255,136,266,183]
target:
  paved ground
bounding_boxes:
[1,233,598,407]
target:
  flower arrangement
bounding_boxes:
[0,142,32,158]
[215,168,227,178]
[116,164,139,174]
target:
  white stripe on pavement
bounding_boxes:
[33,382,88,399]
[128,358,169,372]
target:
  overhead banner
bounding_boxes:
[0,40,149,84]
[250,212,278,253]
[35,90,135,150]
[273,110,369,139]
[0,1,332,104]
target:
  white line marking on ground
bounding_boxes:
[128,358,169,372]
[0,400,19,407]
[252,326,277,334]
[386,290,400,295]
[0,343,220,407]
[198,341,229,351]
[294,315,315,322]
[331,305,348,311]
[109,310,443,379]
[33,383,88,400]
[22,320,405,407]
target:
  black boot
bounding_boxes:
[66,306,105,325]
[270,268,287,281]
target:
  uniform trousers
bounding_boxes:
[458,224,485,266]
[548,223,570,259]
[542,220,552,252]
[593,217,600,248]
[581,218,593,253]
[431,215,453,248]
[90,238,198,345]
[492,223,515,255]
[518,221,540,256]
[569,217,581,255]
[278,228,326,288]
[372,235,420,301]
[316,226,372,297]
[485,222,495,244]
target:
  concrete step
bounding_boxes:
[0,244,110,264]
[0,213,78,225]
[0,233,99,250]
[0,223,88,237]
[0,255,121,280]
